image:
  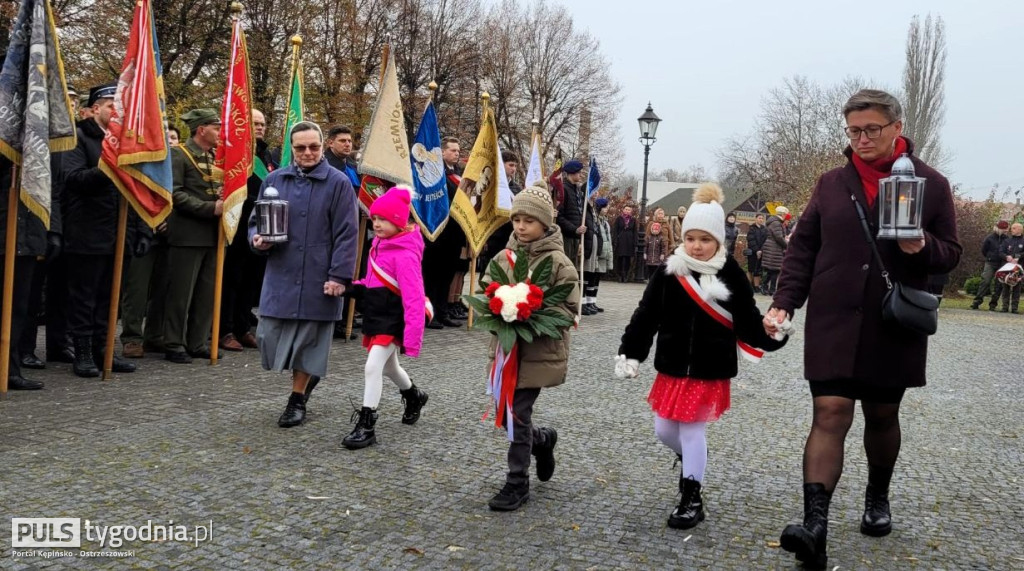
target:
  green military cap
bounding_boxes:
[181,108,221,131]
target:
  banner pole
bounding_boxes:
[102,197,129,380]
[210,227,226,364]
[467,253,476,329]
[344,216,367,340]
[0,165,19,397]
[577,189,589,322]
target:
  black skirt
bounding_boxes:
[808,379,907,404]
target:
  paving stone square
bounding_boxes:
[1,281,1022,569]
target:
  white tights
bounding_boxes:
[362,343,413,409]
[654,415,708,482]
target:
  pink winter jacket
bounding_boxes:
[355,230,427,357]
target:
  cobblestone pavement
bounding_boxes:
[1,281,1022,569]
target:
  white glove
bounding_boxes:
[614,354,640,379]
[772,318,793,341]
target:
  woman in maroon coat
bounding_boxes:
[763,90,961,569]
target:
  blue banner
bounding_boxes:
[587,156,601,197]
[409,101,449,241]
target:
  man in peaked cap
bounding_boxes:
[61,83,140,378]
[163,108,224,363]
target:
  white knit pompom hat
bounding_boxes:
[680,183,726,245]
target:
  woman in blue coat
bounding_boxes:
[248,122,360,428]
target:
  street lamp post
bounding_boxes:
[635,102,661,282]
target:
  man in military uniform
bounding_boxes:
[62,84,138,377]
[163,108,223,363]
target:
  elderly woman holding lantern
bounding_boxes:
[763,90,960,569]
[249,121,360,429]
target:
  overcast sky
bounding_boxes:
[554,0,1022,200]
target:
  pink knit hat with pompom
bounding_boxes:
[369,185,413,228]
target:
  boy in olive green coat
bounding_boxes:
[486,183,580,511]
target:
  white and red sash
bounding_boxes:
[369,254,434,322]
[676,274,765,363]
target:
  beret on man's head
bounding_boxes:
[87,84,116,107]
[181,108,221,131]
[562,159,584,174]
[997,220,1010,230]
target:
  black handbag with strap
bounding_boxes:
[850,194,939,336]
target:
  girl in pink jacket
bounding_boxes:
[343,186,430,450]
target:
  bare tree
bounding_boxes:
[902,14,949,170]
[717,76,857,208]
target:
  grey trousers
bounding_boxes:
[974,262,1003,307]
[504,388,551,487]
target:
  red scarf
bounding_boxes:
[850,137,908,208]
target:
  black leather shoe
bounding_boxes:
[165,351,193,364]
[188,348,223,360]
[440,317,463,328]
[593,305,605,313]
[860,484,892,537]
[533,427,558,482]
[21,352,45,370]
[488,482,530,511]
[278,392,307,428]
[9,375,44,390]
[426,321,444,330]
[95,353,137,374]
[47,345,76,363]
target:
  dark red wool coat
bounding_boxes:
[771,141,961,388]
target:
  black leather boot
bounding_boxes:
[667,475,705,529]
[342,407,378,449]
[277,392,306,428]
[780,483,831,570]
[861,483,893,536]
[399,384,429,425]
[72,337,100,378]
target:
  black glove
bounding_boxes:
[134,235,152,258]
[45,232,62,260]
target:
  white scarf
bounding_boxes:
[667,245,730,302]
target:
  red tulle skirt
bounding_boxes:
[362,334,398,351]
[647,373,731,422]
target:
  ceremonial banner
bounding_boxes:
[215,14,254,242]
[357,49,412,213]
[409,100,448,241]
[523,133,543,188]
[98,0,173,228]
[0,0,76,229]
[450,98,510,256]
[586,156,601,197]
[278,37,303,167]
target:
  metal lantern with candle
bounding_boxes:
[255,187,289,243]
[877,153,925,240]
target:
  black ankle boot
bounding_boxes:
[277,392,306,428]
[780,483,831,570]
[72,337,99,378]
[861,483,892,536]
[343,407,378,449]
[399,384,429,425]
[667,475,705,529]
